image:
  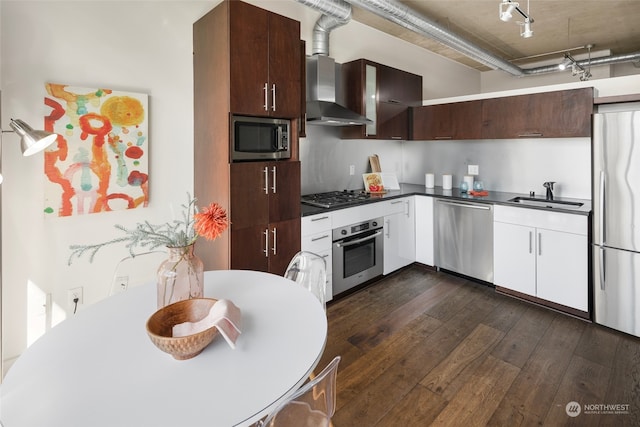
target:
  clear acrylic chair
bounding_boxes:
[258,356,341,427]
[284,251,328,310]
[108,250,166,296]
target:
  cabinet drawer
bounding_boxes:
[382,199,407,216]
[302,213,332,236]
[302,230,332,254]
[494,205,587,235]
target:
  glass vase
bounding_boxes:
[157,243,204,309]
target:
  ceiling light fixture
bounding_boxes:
[557,45,594,81]
[499,0,534,38]
[520,18,533,38]
[558,54,573,70]
[499,1,518,22]
[557,50,592,81]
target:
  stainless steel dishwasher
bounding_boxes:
[435,199,494,283]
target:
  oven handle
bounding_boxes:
[335,229,382,248]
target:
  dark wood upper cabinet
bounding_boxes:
[481,88,593,139]
[411,100,483,140]
[229,0,300,118]
[411,88,593,141]
[341,59,422,140]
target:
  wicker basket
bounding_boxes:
[146,298,219,360]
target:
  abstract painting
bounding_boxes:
[43,83,149,217]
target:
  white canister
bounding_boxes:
[442,174,453,190]
[463,175,474,190]
[425,173,435,189]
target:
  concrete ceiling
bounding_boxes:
[351,0,640,71]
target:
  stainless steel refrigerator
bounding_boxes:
[593,108,640,337]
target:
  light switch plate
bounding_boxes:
[468,165,479,175]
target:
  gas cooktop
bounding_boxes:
[301,190,371,209]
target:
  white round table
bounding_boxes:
[1,270,327,427]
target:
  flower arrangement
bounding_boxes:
[68,193,228,265]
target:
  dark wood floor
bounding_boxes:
[318,265,640,426]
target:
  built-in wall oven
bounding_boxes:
[332,217,384,296]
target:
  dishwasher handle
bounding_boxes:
[436,200,491,210]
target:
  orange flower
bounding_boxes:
[194,202,229,241]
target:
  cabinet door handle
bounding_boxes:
[528,231,533,254]
[599,170,606,244]
[405,200,410,217]
[272,227,277,255]
[271,166,277,193]
[311,234,330,242]
[263,167,269,194]
[518,132,543,138]
[538,232,542,256]
[435,136,453,140]
[599,247,606,290]
[263,229,269,257]
[311,216,329,222]
[385,219,390,238]
[271,84,276,111]
[263,83,269,111]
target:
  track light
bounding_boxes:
[520,18,533,38]
[558,54,573,71]
[499,0,518,22]
[557,52,592,81]
[499,0,534,38]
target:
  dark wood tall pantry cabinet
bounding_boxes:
[193,0,301,274]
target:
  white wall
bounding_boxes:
[0,0,215,368]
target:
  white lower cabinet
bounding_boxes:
[301,213,333,301]
[493,205,588,312]
[383,197,415,274]
[415,196,434,266]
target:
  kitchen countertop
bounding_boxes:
[301,183,592,217]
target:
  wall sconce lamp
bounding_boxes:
[499,0,534,38]
[0,119,58,183]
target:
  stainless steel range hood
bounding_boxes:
[306,55,372,126]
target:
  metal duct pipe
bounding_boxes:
[298,0,640,77]
[522,50,640,75]
[345,0,525,76]
[295,0,352,56]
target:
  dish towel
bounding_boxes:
[172,299,242,349]
[469,190,489,197]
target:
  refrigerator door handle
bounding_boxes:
[599,170,606,245]
[598,247,606,290]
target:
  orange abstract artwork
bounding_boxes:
[44,83,149,216]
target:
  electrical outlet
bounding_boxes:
[349,165,355,176]
[115,275,129,293]
[67,287,83,311]
[468,164,479,175]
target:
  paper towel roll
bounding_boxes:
[463,175,474,190]
[442,174,453,190]
[425,173,435,189]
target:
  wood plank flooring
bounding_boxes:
[318,265,640,426]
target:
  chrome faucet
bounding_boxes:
[543,181,555,200]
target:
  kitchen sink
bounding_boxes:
[508,197,584,209]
